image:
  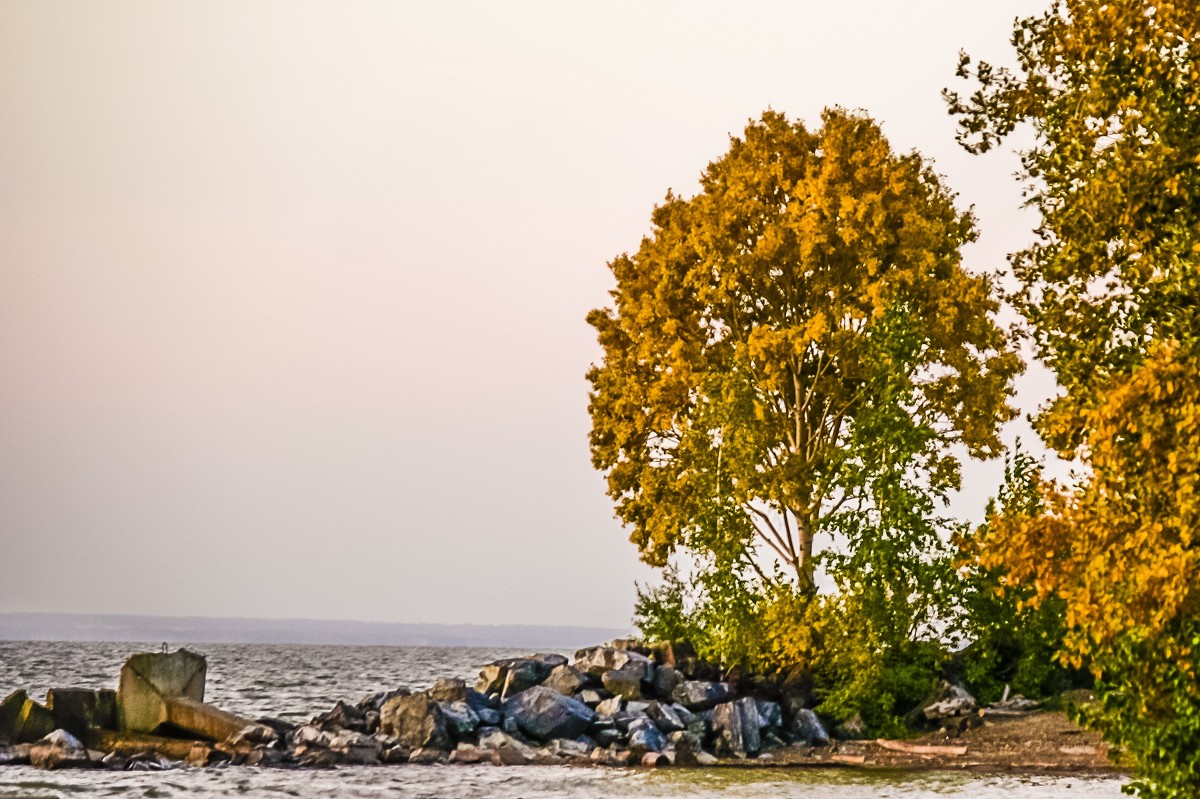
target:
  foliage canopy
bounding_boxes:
[587,109,1019,603]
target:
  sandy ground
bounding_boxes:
[756,710,1123,775]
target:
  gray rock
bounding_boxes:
[671,680,735,711]
[408,746,446,764]
[379,694,451,750]
[577,689,605,706]
[543,665,588,696]
[712,698,762,758]
[439,701,479,738]
[755,700,783,729]
[502,686,595,742]
[790,709,830,745]
[602,669,643,700]
[313,699,366,732]
[528,653,569,670]
[327,730,381,765]
[612,710,651,734]
[592,727,623,747]
[448,742,490,763]
[651,665,684,700]
[428,678,468,704]
[626,717,666,754]
[475,664,508,696]
[29,730,91,770]
[644,701,685,734]
[464,690,500,726]
[358,688,410,713]
[547,736,594,758]
[574,647,654,682]
[501,660,549,700]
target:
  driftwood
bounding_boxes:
[830,753,866,765]
[875,739,968,756]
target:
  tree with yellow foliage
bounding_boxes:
[587,110,1020,671]
[949,1,1200,795]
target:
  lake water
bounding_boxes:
[0,641,1126,798]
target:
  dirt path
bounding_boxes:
[759,710,1123,775]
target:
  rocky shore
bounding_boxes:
[0,640,1117,775]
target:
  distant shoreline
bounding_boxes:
[0,613,632,650]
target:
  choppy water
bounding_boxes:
[0,641,1126,798]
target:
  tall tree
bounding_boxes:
[945,0,1200,452]
[587,109,1019,597]
[949,3,1200,796]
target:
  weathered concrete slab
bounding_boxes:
[89,728,209,761]
[47,689,117,738]
[117,649,206,734]
[0,690,57,744]
[164,696,258,743]
[116,648,260,742]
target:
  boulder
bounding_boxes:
[448,742,490,764]
[465,691,501,727]
[790,708,830,745]
[501,660,548,700]
[651,665,684,700]
[644,701,685,734]
[476,657,554,699]
[428,678,468,704]
[601,669,643,701]
[543,665,588,696]
[590,747,635,766]
[577,689,605,706]
[408,746,446,764]
[502,686,595,742]
[29,729,92,770]
[921,682,977,721]
[46,689,117,738]
[379,694,451,750]
[626,717,666,755]
[313,700,365,732]
[358,688,409,713]
[671,681,735,711]
[712,698,761,758]
[439,701,479,738]
[546,736,594,758]
[594,697,623,717]
[327,730,381,765]
[475,664,508,696]
[574,647,654,683]
[755,700,783,730]
[527,653,569,669]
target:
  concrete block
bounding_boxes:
[117,649,206,734]
[0,690,57,744]
[47,689,117,738]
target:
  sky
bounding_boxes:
[0,1,1057,629]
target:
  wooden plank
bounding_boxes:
[830,753,866,765]
[875,739,968,756]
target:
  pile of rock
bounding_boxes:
[277,640,834,768]
[0,640,845,771]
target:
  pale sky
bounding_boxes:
[0,1,1056,629]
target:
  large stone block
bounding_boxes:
[0,690,57,745]
[117,649,206,733]
[47,689,117,738]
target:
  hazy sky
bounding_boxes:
[1,1,1056,629]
